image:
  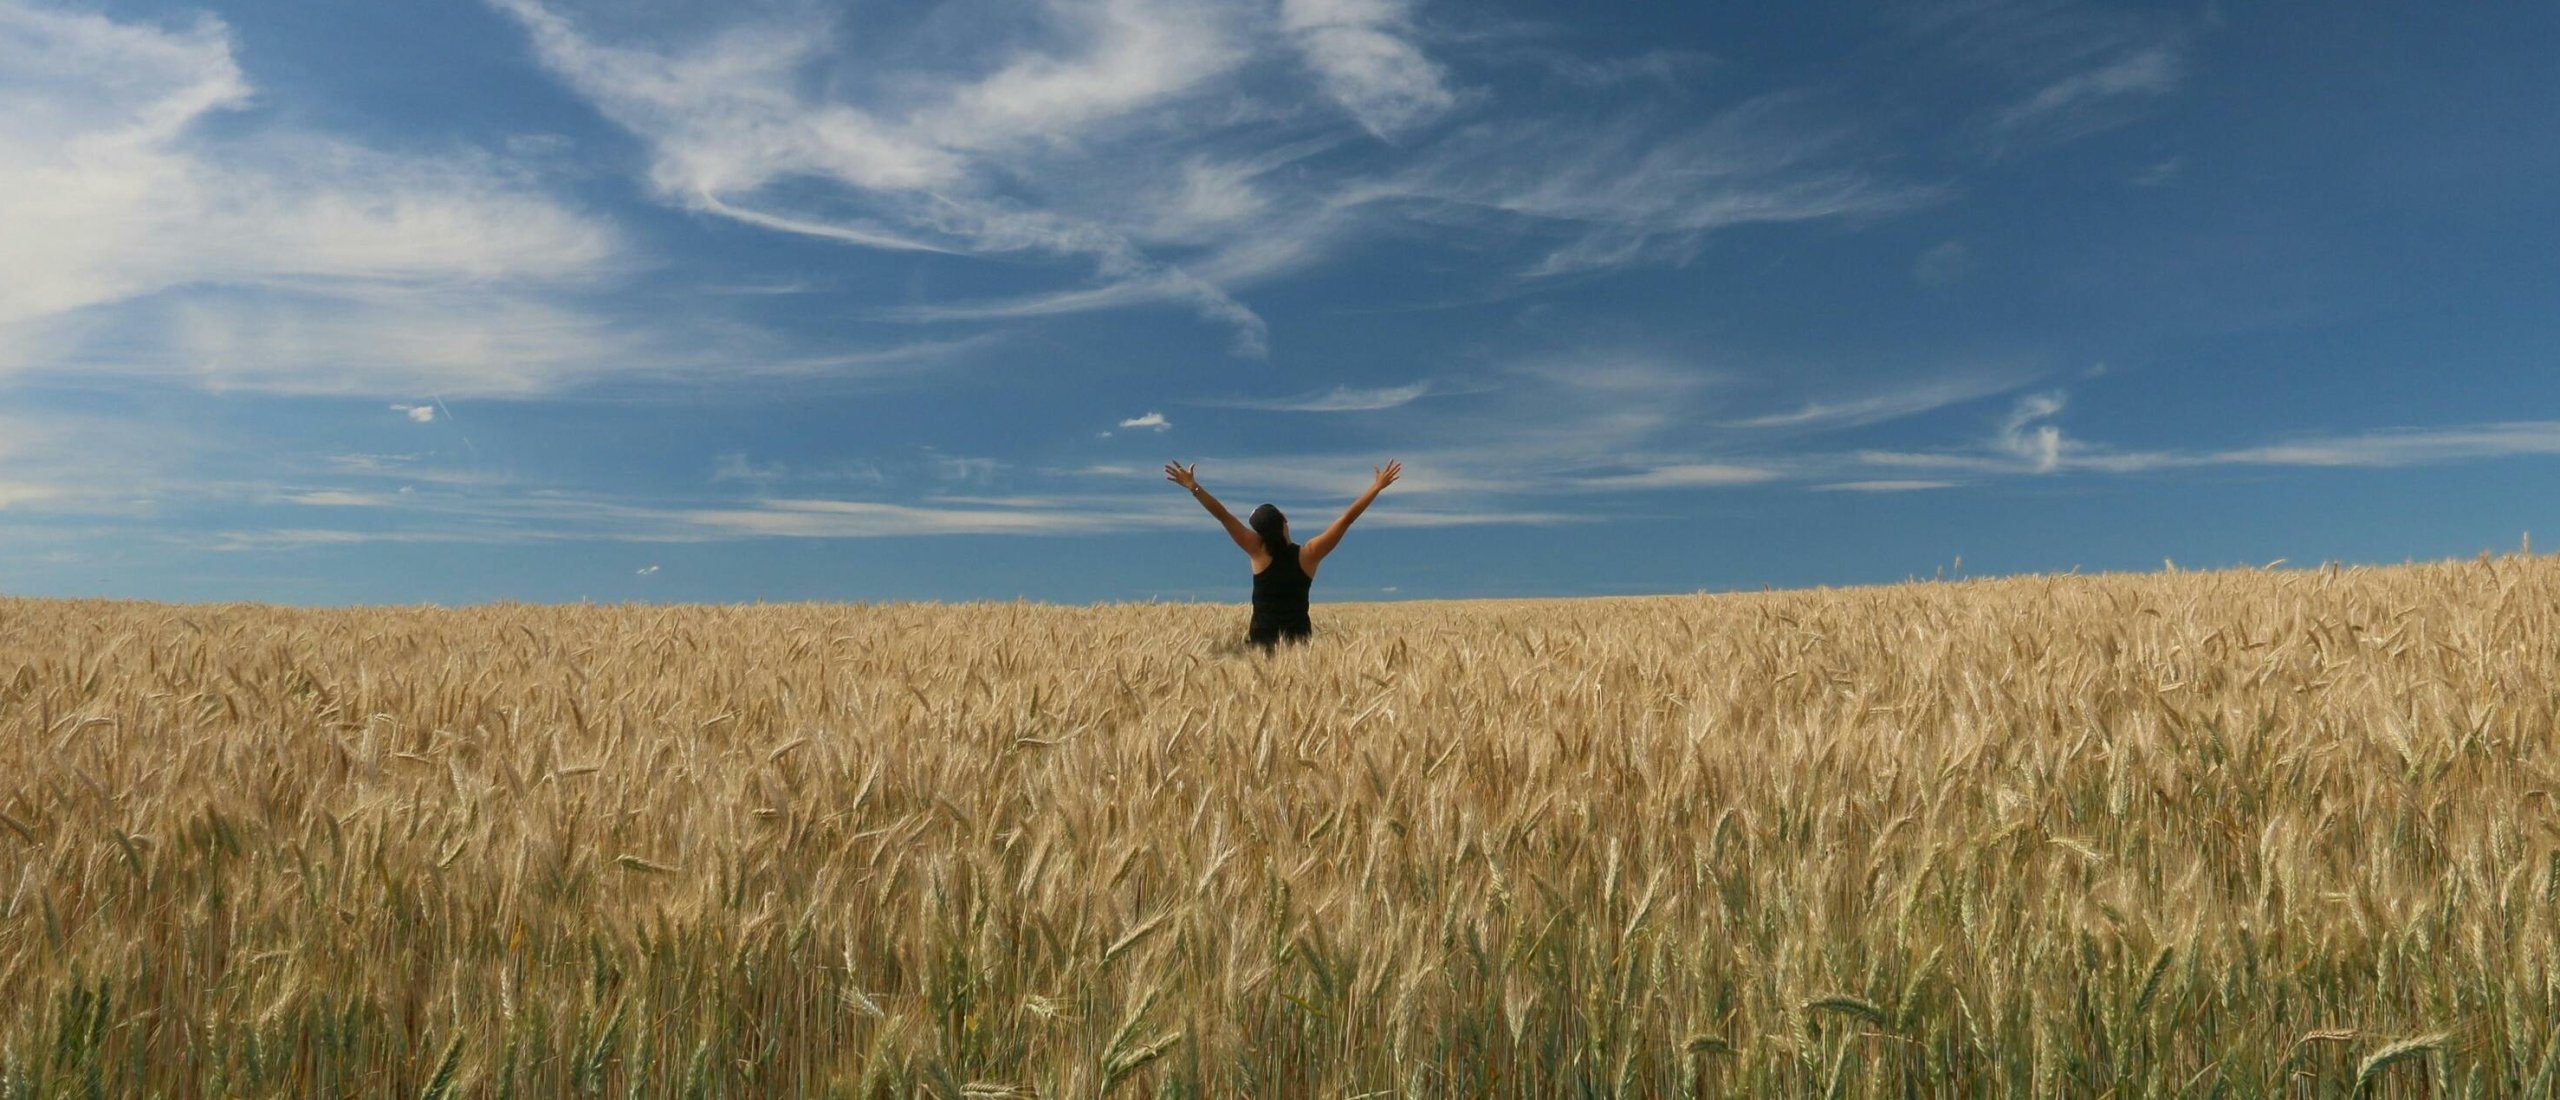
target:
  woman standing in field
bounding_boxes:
[1164,460,1402,651]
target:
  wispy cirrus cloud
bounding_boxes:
[66,365,2560,555]
[1188,381,1437,411]
[1815,480,1959,493]
[2204,423,2560,469]
[1572,463,1780,490]
[1993,45,2183,139]
[1718,368,2029,431]
[1279,0,1456,138]
[0,481,63,509]
[1906,0,2194,150]
[1380,99,1948,277]
[487,0,1276,354]
[1855,391,2560,481]
[488,0,1943,351]
[0,3,637,396]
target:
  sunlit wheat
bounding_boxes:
[3,554,2557,1095]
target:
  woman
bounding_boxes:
[1164,459,1403,650]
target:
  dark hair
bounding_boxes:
[1248,503,1289,549]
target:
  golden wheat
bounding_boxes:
[3,555,2558,1096]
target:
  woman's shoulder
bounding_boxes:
[1250,542,1301,576]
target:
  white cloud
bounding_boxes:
[488,0,1273,355]
[1997,392,2067,472]
[1191,382,1434,412]
[1851,387,2560,481]
[1913,240,1970,286]
[2205,424,2560,468]
[1903,1,2191,151]
[709,453,786,485]
[393,403,437,423]
[1720,370,2029,432]
[0,3,630,395]
[680,498,1169,538]
[1381,102,1948,277]
[1279,0,1456,139]
[0,409,199,518]
[148,406,2560,554]
[1814,480,1958,492]
[2132,155,2183,187]
[195,482,1579,546]
[922,0,1247,148]
[1995,46,2183,136]
[489,2,1937,349]
[282,489,393,507]
[163,289,633,396]
[1508,47,1714,91]
[1575,463,1779,490]
[2081,422,2560,474]
[708,496,1579,536]
[635,564,659,575]
[0,481,62,509]
[931,454,1006,483]
[1119,411,1172,431]
[1147,157,1278,244]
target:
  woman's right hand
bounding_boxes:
[1371,459,1402,491]
[1164,462,1200,490]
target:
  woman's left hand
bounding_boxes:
[1164,462,1200,490]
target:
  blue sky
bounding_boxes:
[2,1,2556,605]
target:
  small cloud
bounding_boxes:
[1096,431,1114,439]
[2132,156,2184,187]
[1281,0,1456,138]
[326,452,417,473]
[1118,412,1172,432]
[929,454,1004,483]
[1380,585,1400,593]
[504,132,575,159]
[392,403,436,423]
[1994,47,2185,139]
[1719,371,2030,432]
[1578,463,1779,490]
[710,452,787,484]
[0,481,64,509]
[1191,382,1435,412]
[1517,47,1715,91]
[1814,480,1959,492]
[1998,393,2067,473]
[700,280,817,296]
[285,490,391,507]
[1913,240,1970,287]
[635,564,659,576]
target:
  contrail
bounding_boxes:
[429,393,479,461]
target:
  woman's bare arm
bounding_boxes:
[1165,462,1266,562]
[1300,460,1400,572]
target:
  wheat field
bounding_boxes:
[3,555,2558,1097]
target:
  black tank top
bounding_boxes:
[1250,542,1314,638]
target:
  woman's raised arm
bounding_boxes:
[1165,462,1265,561]
[1300,460,1400,571]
